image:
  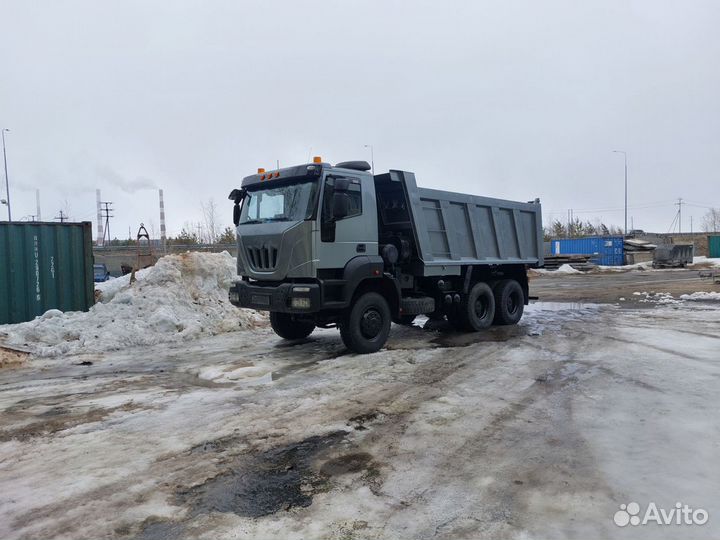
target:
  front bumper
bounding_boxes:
[229,280,322,313]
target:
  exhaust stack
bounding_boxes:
[96,189,104,245]
[159,189,167,252]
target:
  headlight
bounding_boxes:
[291,297,311,309]
[229,289,240,303]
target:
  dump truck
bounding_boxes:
[228,158,543,353]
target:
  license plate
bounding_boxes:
[251,294,270,306]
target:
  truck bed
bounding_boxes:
[375,170,543,276]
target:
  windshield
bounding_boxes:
[240,179,318,224]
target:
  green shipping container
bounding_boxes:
[709,235,720,259]
[0,222,95,325]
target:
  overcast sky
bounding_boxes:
[1,0,718,239]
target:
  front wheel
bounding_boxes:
[339,292,392,354]
[270,312,315,340]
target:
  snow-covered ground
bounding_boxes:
[1,301,718,540]
[0,252,264,357]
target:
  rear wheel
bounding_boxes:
[492,279,524,325]
[270,312,315,340]
[340,292,391,354]
[450,282,495,331]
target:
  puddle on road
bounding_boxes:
[431,325,528,348]
[176,431,352,518]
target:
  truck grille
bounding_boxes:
[246,246,278,271]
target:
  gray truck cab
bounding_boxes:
[229,157,542,354]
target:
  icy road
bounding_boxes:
[1,302,719,540]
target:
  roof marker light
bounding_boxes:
[313,156,322,164]
[258,168,265,173]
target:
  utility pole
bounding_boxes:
[2,128,11,222]
[612,150,628,236]
[675,198,684,234]
[54,210,68,223]
[100,201,114,244]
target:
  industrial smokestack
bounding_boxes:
[36,189,41,221]
[96,189,104,245]
[159,189,167,253]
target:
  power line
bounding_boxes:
[544,200,675,216]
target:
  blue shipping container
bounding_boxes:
[551,236,625,266]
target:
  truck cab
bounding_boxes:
[229,157,542,354]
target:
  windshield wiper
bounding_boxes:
[267,216,291,222]
[241,219,264,225]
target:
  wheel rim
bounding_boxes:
[506,293,518,315]
[474,296,488,319]
[360,308,384,339]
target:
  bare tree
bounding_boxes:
[702,208,720,232]
[200,199,221,244]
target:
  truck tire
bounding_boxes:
[492,279,524,325]
[450,282,495,331]
[270,312,315,340]
[339,292,391,354]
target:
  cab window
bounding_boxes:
[322,176,362,221]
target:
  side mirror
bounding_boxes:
[230,188,245,226]
[332,192,349,219]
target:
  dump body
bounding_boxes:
[0,222,95,324]
[377,170,543,276]
[653,244,694,268]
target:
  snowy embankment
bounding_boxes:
[0,252,264,357]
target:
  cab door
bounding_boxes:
[316,174,378,268]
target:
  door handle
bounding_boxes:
[356,244,366,253]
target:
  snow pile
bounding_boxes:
[532,264,583,275]
[691,256,720,268]
[556,263,582,274]
[0,252,264,357]
[679,291,720,301]
[595,262,652,272]
[632,291,681,305]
